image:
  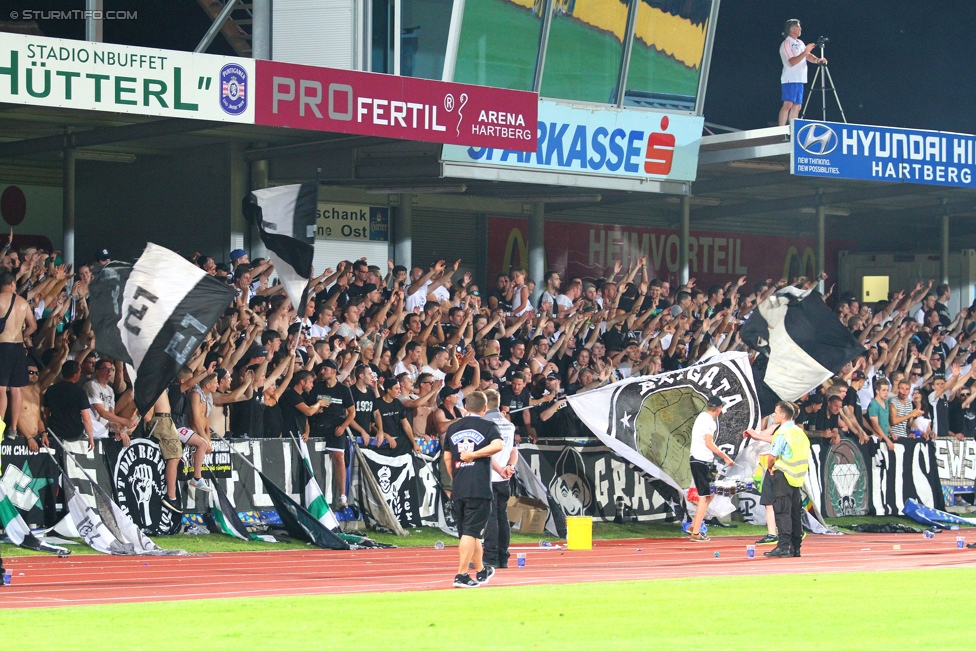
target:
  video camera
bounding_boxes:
[815,36,830,47]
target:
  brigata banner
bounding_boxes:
[791,119,976,188]
[0,32,254,122]
[442,99,704,184]
[255,60,537,151]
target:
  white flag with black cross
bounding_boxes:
[740,287,864,413]
[88,243,237,415]
[243,183,318,312]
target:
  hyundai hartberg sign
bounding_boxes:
[441,100,704,186]
[254,60,537,151]
[791,119,976,188]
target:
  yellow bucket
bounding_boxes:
[566,516,593,550]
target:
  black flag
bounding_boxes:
[257,468,350,550]
[243,183,317,312]
[741,287,864,412]
[88,243,237,414]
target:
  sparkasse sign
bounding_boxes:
[0,32,254,123]
[441,99,704,183]
[255,59,538,151]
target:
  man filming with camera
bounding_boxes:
[778,19,827,126]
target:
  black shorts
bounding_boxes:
[0,342,28,387]
[759,469,775,506]
[690,459,714,497]
[453,497,492,539]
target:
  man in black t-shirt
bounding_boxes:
[279,371,322,440]
[373,377,417,453]
[349,365,379,445]
[443,391,503,588]
[308,360,355,509]
[42,360,94,449]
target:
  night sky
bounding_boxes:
[5,0,976,134]
[705,0,976,133]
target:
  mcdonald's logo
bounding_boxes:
[782,246,817,281]
[502,227,529,273]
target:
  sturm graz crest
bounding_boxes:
[606,360,760,489]
[113,438,179,535]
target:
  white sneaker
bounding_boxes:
[187,477,213,493]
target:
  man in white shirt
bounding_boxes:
[778,19,825,126]
[687,396,734,542]
[482,389,517,568]
[85,359,137,444]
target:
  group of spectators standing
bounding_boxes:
[2,230,976,555]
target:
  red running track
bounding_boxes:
[2,534,975,609]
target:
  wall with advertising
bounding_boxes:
[488,215,846,289]
[311,202,390,276]
[442,99,704,188]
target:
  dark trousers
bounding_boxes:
[771,471,803,552]
[483,480,511,566]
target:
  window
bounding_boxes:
[453,0,544,91]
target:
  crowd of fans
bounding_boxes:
[2,233,976,510]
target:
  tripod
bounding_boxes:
[800,42,847,123]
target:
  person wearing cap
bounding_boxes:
[308,359,355,508]
[687,395,734,542]
[230,249,249,268]
[93,248,111,269]
[373,376,418,454]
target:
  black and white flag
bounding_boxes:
[243,183,318,312]
[567,352,761,492]
[89,243,237,414]
[741,287,863,413]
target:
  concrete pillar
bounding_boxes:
[529,202,545,305]
[85,0,103,43]
[817,203,826,293]
[62,145,75,267]
[228,142,248,260]
[252,0,271,59]
[679,195,690,286]
[394,194,413,271]
[941,212,950,285]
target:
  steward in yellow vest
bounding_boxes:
[764,401,810,558]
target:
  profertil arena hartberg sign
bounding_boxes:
[0,32,254,122]
[792,119,976,188]
[254,60,538,151]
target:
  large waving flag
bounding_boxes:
[243,183,318,311]
[88,243,237,414]
[566,352,761,492]
[741,287,864,413]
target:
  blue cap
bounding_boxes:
[230,249,247,261]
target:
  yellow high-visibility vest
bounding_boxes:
[772,424,810,488]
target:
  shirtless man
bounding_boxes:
[21,341,69,451]
[0,268,37,438]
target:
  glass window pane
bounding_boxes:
[540,0,629,104]
[453,0,544,91]
[401,0,454,80]
[624,0,712,111]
